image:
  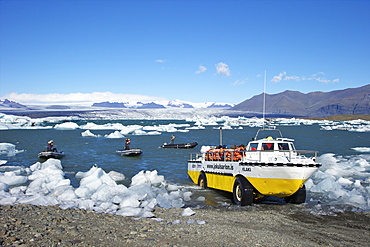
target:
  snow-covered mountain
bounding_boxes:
[91,99,233,109]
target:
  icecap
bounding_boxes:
[307,153,370,211]
[0,159,193,218]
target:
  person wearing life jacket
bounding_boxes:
[46,140,57,152]
[170,135,175,144]
[125,138,131,150]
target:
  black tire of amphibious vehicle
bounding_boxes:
[198,172,207,189]
[232,177,254,206]
[285,185,306,204]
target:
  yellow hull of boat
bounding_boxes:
[188,170,306,197]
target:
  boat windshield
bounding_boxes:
[248,143,258,151]
[278,143,289,150]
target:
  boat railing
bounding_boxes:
[189,149,319,162]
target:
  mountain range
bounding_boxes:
[91,100,233,109]
[1,84,369,118]
[230,84,370,117]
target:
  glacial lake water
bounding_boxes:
[1,119,370,212]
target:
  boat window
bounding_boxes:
[290,143,296,150]
[278,143,289,150]
[249,143,258,151]
[262,143,274,150]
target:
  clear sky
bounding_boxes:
[1,0,369,105]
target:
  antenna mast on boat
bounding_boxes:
[263,70,266,129]
[219,127,223,146]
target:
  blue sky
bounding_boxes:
[1,0,369,105]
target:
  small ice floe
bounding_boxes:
[54,122,79,130]
[0,158,193,218]
[352,147,370,153]
[105,131,124,138]
[308,153,370,212]
[181,207,195,216]
[187,219,195,224]
[0,143,24,156]
[81,130,101,137]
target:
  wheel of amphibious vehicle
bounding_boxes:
[198,172,207,189]
[232,177,253,206]
[285,185,306,204]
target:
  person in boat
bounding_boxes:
[170,135,175,144]
[46,140,57,152]
[125,138,131,150]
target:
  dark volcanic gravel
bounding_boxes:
[1,204,369,246]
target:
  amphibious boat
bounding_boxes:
[187,128,321,205]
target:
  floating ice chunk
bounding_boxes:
[310,176,341,193]
[74,186,92,199]
[130,170,164,186]
[352,147,370,153]
[0,172,28,186]
[18,194,59,206]
[187,219,195,224]
[108,171,125,181]
[81,130,100,137]
[197,220,206,225]
[128,184,156,200]
[0,196,17,205]
[353,180,362,188]
[132,129,147,135]
[156,193,172,208]
[181,207,195,216]
[166,184,179,191]
[0,182,9,191]
[173,220,181,224]
[119,195,141,208]
[92,184,128,202]
[146,131,161,135]
[196,196,206,202]
[78,199,95,210]
[0,160,7,165]
[140,210,155,218]
[105,130,124,138]
[56,187,77,201]
[337,177,353,186]
[9,186,27,194]
[54,122,79,129]
[347,189,367,206]
[182,191,192,201]
[75,165,99,179]
[141,198,157,211]
[116,206,142,217]
[0,143,23,156]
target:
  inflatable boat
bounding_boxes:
[38,151,65,159]
[116,148,142,156]
[161,142,198,149]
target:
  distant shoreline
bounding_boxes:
[1,107,369,121]
[302,114,370,121]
